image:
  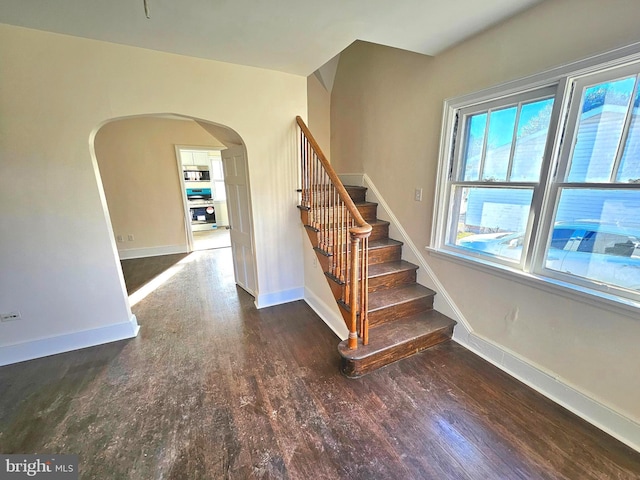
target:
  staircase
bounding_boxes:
[296,117,456,378]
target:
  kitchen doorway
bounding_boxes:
[176,146,231,252]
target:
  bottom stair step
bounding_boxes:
[338,310,456,378]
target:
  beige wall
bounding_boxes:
[331,0,640,439]
[332,41,435,240]
[0,24,306,361]
[95,117,224,255]
[307,74,332,159]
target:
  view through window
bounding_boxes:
[436,59,640,303]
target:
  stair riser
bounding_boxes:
[341,328,454,378]
[368,245,402,264]
[345,186,367,203]
[368,223,389,241]
[306,224,389,252]
[327,269,418,299]
[328,268,416,300]
[306,208,353,225]
[369,269,417,293]
[356,204,377,222]
[302,203,369,223]
[369,297,434,327]
[312,242,404,266]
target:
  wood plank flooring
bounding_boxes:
[1,248,639,479]
[120,252,188,294]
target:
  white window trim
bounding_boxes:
[430,41,640,317]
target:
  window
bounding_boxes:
[448,87,556,267]
[210,156,226,201]
[433,54,640,306]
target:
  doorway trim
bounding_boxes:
[174,144,225,252]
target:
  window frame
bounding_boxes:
[444,85,561,272]
[430,43,640,313]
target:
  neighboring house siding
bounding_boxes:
[465,107,640,233]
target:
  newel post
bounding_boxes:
[348,228,372,350]
[348,233,361,349]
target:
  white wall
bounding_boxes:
[330,0,640,448]
[301,72,347,338]
[0,24,307,364]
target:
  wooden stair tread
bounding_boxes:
[368,284,435,312]
[338,310,456,361]
[368,238,403,249]
[368,260,417,278]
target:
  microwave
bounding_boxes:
[183,165,211,182]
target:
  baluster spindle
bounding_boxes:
[302,133,307,206]
[313,153,318,230]
[337,194,342,278]
[334,186,338,262]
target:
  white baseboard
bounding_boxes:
[453,324,640,452]
[0,315,140,367]
[255,288,304,309]
[119,244,188,260]
[304,287,349,340]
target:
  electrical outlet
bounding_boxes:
[312,256,318,268]
[1,312,21,322]
[127,234,135,241]
[116,235,124,243]
[414,188,423,202]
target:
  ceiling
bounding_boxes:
[0,0,543,76]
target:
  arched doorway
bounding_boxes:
[92,114,257,302]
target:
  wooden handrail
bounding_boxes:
[296,116,372,349]
[296,117,372,235]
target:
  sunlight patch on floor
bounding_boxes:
[193,228,231,251]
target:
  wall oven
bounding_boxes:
[186,188,216,231]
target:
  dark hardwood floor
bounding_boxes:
[120,252,188,294]
[1,248,639,479]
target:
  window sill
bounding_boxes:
[425,246,640,319]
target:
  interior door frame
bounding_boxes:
[174,145,225,252]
